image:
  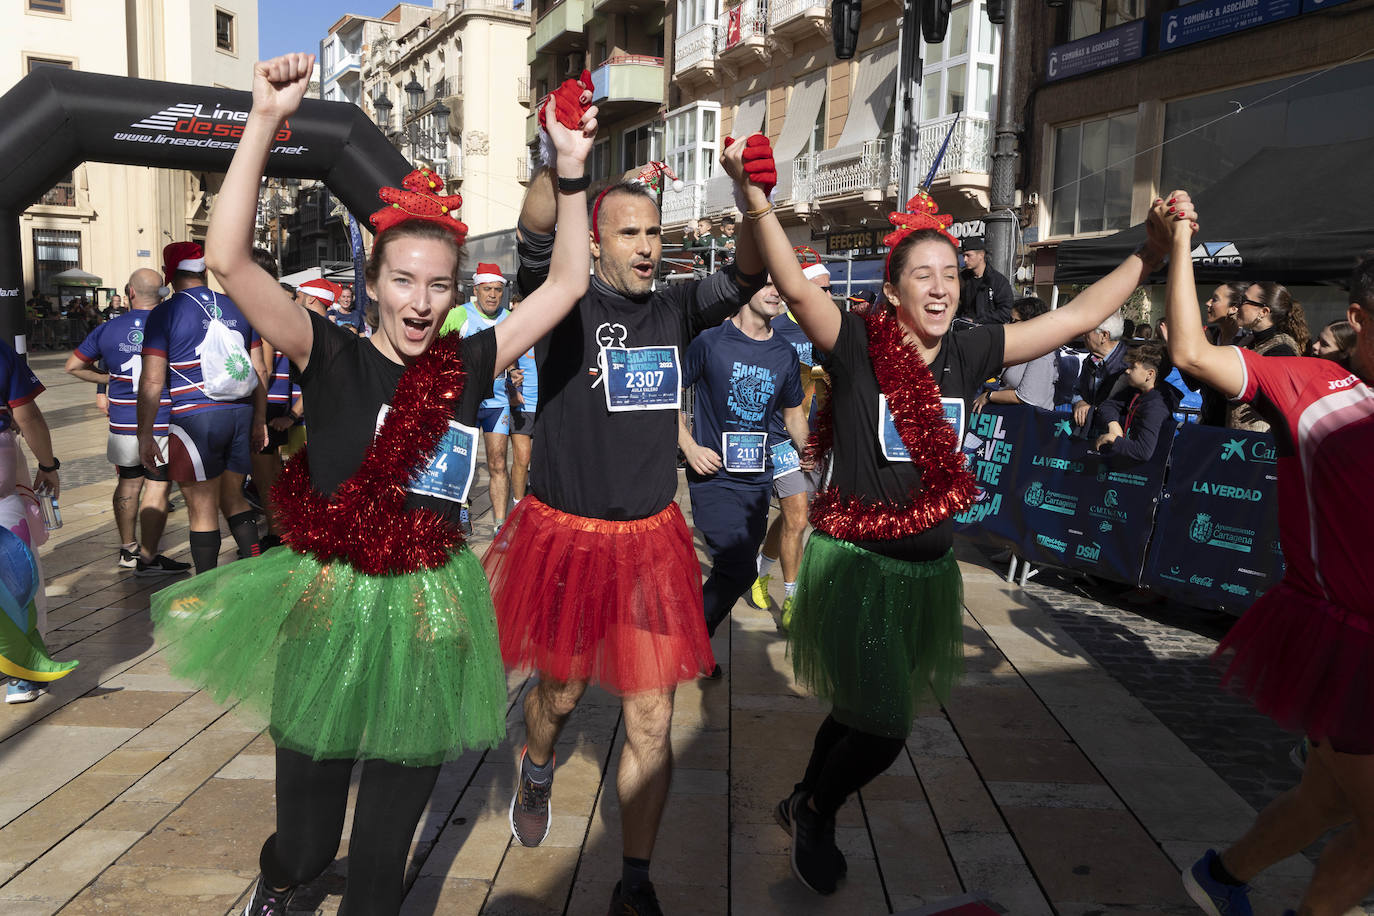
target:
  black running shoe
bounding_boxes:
[135,554,192,577]
[258,533,283,553]
[459,504,473,536]
[607,880,663,916]
[790,792,843,895]
[118,547,138,569]
[242,876,294,915]
[509,746,553,847]
[776,789,846,877]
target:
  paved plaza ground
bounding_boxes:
[0,352,1364,915]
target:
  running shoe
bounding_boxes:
[118,547,138,569]
[242,876,294,915]
[780,594,796,630]
[1182,850,1252,916]
[748,574,771,609]
[509,746,554,847]
[607,880,663,916]
[775,790,847,877]
[135,554,192,577]
[459,505,473,536]
[790,791,843,895]
[6,679,41,704]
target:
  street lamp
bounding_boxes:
[405,79,425,114]
[372,93,393,132]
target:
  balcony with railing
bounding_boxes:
[529,0,587,59]
[768,0,827,43]
[661,180,705,226]
[591,55,665,119]
[673,22,719,83]
[886,114,993,189]
[717,0,770,70]
[517,76,533,106]
[324,48,362,84]
[792,140,891,208]
[516,157,531,184]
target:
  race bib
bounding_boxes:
[771,440,801,479]
[377,406,477,504]
[722,431,767,474]
[877,394,967,462]
[603,346,681,412]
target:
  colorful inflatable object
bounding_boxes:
[0,518,75,683]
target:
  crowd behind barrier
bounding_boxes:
[953,403,1283,614]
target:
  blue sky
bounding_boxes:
[258,1,408,61]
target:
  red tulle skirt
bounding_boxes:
[1215,578,1374,753]
[483,495,714,694]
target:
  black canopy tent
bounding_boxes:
[1053,138,1374,286]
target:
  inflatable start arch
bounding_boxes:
[0,67,412,346]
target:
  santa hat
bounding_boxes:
[473,263,505,286]
[163,241,205,284]
[802,263,830,281]
[298,278,342,304]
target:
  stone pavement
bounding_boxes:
[0,352,1359,915]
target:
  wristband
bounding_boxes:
[38,458,60,472]
[557,174,591,193]
[746,203,774,220]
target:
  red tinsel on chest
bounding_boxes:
[272,333,468,575]
[805,306,978,541]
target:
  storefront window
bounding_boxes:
[1051,110,1137,236]
[33,228,80,295]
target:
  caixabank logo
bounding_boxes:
[114,103,308,155]
[1191,241,1243,268]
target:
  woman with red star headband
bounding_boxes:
[722,135,1192,896]
[146,52,597,916]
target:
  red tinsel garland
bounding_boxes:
[272,333,468,575]
[805,305,978,541]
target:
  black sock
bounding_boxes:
[227,511,259,558]
[1209,852,1243,886]
[188,529,221,574]
[622,856,651,894]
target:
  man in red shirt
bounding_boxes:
[1164,191,1374,916]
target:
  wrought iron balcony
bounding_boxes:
[673,22,719,82]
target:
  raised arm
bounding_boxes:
[1001,197,1187,367]
[493,95,597,372]
[1161,193,1245,398]
[203,53,315,368]
[720,138,841,352]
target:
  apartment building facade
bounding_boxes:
[663,0,1001,261]
[8,0,256,301]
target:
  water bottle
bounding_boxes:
[38,494,61,531]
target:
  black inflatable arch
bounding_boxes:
[0,67,412,346]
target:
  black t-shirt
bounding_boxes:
[823,311,1004,561]
[294,312,496,527]
[529,273,751,520]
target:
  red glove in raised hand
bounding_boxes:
[538,70,595,133]
[725,133,778,199]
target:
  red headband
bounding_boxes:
[590,186,614,243]
[369,167,468,244]
[883,191,959,282]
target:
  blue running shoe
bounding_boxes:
[6,679,41,704]
[1183,850,1252,916]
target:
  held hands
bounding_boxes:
[252,53,314,123]
[685,442,723,477]
[539,73,598,169]
[1148,189,1199,251]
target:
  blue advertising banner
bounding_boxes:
[1302,0,1356,10]
[1046,20,1147,82]
[1141,426,1283,612]
[1160,0,1300,51]
[954,406,1027,548]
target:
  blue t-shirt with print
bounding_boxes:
[76,310,171,434]
[142,286,261,415]
[682,320,803,487]
[0,340,43,433]
[459,302,508,411]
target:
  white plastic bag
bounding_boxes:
[187,292,257,401]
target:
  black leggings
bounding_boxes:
[259,747,441,916]
[798,714,907,818]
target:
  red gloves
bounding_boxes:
[725,133,778,198]
[538,70,595,132]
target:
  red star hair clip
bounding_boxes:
[883,191,958,281]
[369,167,468,244]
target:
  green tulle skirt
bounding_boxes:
[788,534,963,739]
[150,546,506,766]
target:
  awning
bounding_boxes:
[1054,138,1374,285]
[732,92,767,139]
[836,41,899,149]
[50,268,102,286]
[773,70,827,162]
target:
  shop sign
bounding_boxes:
[1047,20,1147,81]
[1160,0,1300,50]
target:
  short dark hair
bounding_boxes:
[1012,296,1050,321]
[591,181,659,239]
[885,228,959,284]
[721,214,736,226]
[1125,341,1165,372]
[1350,251,1374,312]
[250,248,279,279]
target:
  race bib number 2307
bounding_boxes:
[603,346,681,413]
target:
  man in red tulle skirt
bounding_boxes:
[483,79,775,916]
[1164,197,1374,916]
